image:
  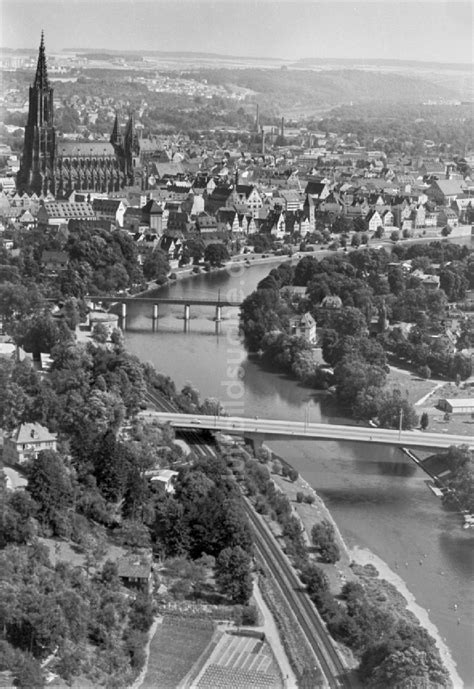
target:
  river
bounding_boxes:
[124,258,474,688]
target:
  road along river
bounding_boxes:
[124,259,474,687]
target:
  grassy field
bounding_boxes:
[383,366,440,406]
[139,616,215,689]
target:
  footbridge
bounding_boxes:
[144,412,474,451]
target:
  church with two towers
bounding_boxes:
[17,33,141,198]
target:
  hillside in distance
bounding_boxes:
[180,67,461,117]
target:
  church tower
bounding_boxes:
[110,112,140,187]
[17,32,56,195]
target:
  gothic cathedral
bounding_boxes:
[17,33,141,198]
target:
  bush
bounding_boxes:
[287,467,299,482]
[240,604,259,625]
[296,492,305,503]
[320,540,341,564]
[300,562,330,605]
[169,272,177,280]
[303,494,315,505]
[254,495,269,514]
[418,365,431,379]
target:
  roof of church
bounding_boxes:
[57,142,115,158]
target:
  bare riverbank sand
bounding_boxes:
[272,466,463,689]
[349,546,464,689]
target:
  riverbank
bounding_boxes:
[135,252,296,297]
[122,253,473,686]
[349,547,463,689]
[269,461,461,688]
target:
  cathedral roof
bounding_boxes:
[57,142,115,158]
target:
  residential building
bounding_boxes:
[288,312,317,344]
[117,557,152,593]
[92,198,128,227]
[41,250,68,272]
[3,422,57,465]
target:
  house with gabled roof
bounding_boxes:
[41,250,69,272]
[117,556,152,593]
[288,312,316,344]
[141,199,163,234]
[366,209,383,233]
[3,423,57,465]
[235,184,263,217]
[427,179,466,205]
[196,212,218,234]
[92,198,128,228]
[437,207,459,228]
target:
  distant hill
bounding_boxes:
[293,57,472,71]
[181,68,460,116]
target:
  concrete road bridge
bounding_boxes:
[142,412,474,452]
[87,295,242,331]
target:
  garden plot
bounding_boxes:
[196,632,282,689]
[140,616,215,689]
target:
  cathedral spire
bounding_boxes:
[34,30,49,90]
[110,112,121,146]
[124,111,139,154]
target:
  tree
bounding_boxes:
[91,322,109,343]
[15,655,45,689]
[215,546,252,604]
[420,412,429,430]
[418,365,431,379]
[300,562,330,605]
[0,282,44,327]
[353,216,368,233]
[27,450,73,534]
[12,313,66,361]
[387,266,405,295]
[93,431,133,502]
[448,353,472,381]
[334,356,386,409]
[240,288,286,352]
[142,249,170,281]
[377,390,418,430]
[311,519,340,563]
[351,233,361,248]
[320,541,340,564]
[204,243,229,266]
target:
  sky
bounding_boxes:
[0,0,472,64]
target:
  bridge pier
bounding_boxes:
[243,433,264,452]
[152,303,159,331]
[120,302,127,331]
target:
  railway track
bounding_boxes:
[144,389,215,457]
[144,387,351,686]
[242,497,352,689]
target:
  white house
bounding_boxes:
[3,423,57,465]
